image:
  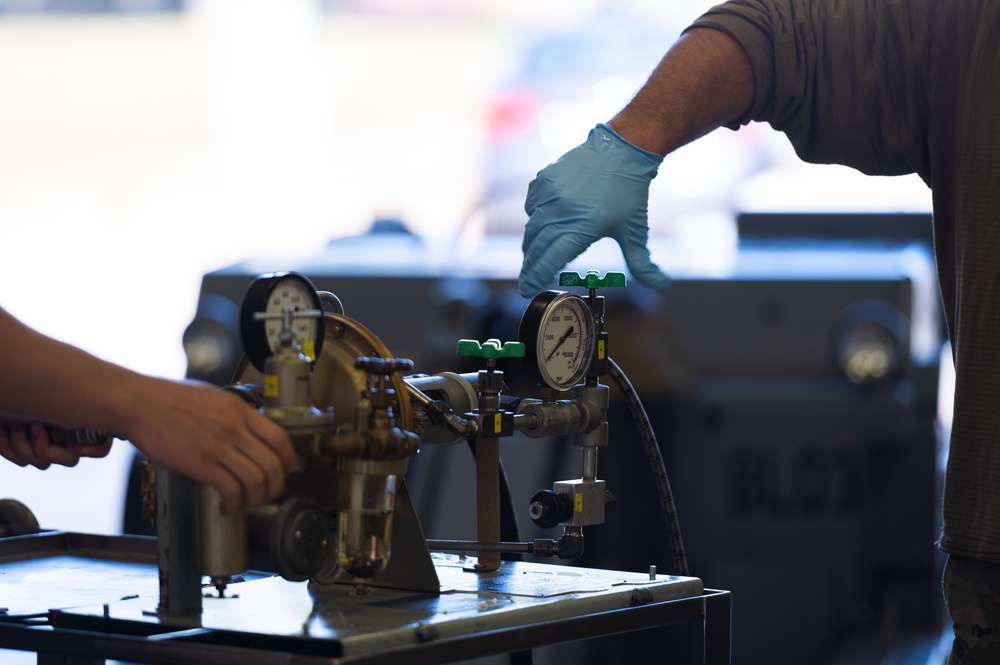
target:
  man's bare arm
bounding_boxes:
[609,27,755,156]
[0,306,294,513]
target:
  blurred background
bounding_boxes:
[0,1,947,664]
[0,0,936,533]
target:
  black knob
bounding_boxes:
[271,497,330,582]
[528,490,573,529]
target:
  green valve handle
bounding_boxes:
[456,338,526,359]
[559,270,627,289]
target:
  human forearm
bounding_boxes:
[608,27,754,157]
[0,306,295,512]
[0,307,141,432]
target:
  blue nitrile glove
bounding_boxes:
[518,123,670,297]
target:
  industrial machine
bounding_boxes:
[168,213,945,665]
[0,210,944,665]
[175,268,664,598]
[0,268,727,665]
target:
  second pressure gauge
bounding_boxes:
[239,271,325,372]
[518,291,596,391]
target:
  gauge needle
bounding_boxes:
[545,326,575,362]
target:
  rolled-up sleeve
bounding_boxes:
[689,0,934,179]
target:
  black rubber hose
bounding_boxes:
[607,357,689,576]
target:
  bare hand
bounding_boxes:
[122,379,295,514]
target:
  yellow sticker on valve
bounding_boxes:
[494,413,502,434]
[598,339,606,360]
[302,340,316,361]
[264,375,279,398]
[575,493,584,512]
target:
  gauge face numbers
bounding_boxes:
[538,295,593,388]
[261,281,321,356]
[239,271,325,372]
[519,291,596,391]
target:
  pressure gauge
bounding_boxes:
[518,291,596,391]
[239,271,325,372]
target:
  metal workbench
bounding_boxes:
[0,531,730,664]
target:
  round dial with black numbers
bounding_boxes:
[518,291,596,390]
[239,271,324,372]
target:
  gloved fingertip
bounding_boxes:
[625,258,671,291]
[517,272,544,298]
[619,239,669,290]
[639,270,671,291]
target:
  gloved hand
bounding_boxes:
[518,123,670,297]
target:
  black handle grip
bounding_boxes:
[46,427,118,446]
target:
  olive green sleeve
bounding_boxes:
[689,0,934,178]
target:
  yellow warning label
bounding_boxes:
[302,340,316,361]
[575,493,583,512]
[264,375,279,398]
[494,413,503,434]
[598,339,606,360]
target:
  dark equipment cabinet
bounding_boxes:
[594,275,942,665]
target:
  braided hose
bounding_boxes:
[606,357,689,576]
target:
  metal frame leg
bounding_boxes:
[38,654,105,665]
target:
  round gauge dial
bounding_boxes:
[239,271,325,372]
[518,291,596,390]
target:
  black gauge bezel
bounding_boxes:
[239,271,325,372]
[517,290,596,391]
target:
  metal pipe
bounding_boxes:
[513,412,539,430]
[514,399,589,438]
[405,382,479,438]
[426,539,534,554]
[319,427,419,459]
[582,448,598,482]
[405,381,434,408]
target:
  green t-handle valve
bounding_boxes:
[456,338,526,359]
[559,271,627,289]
